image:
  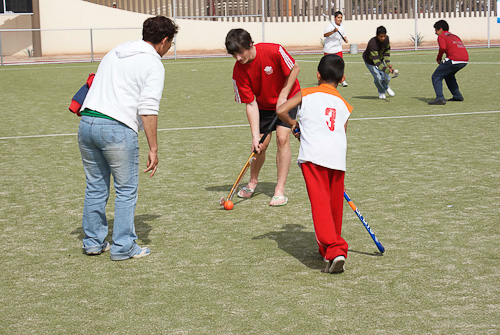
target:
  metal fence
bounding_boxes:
[85,0,495,20]
[0,27,144,65]
[0,0,496,65]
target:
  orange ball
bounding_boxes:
[224,200,234,210]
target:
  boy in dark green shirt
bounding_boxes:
[362,26,396,99]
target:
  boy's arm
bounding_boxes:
[384,44,391,67]
[370,42,393,74]
[276,91,302,131]
[277,62,300,108]
[436,35,446,63]
[324,24,338,37]
[324,30,336,37]
[246,99,262,153]
[140,115,159,178]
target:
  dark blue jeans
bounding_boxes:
[431,60,467,100]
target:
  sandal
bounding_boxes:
[270,196,288,207]
[237,187,255,198]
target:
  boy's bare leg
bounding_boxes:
[271,126,292,205]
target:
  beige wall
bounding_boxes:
[2,0,498,56]
[0,14,34,56]
[37,0,146,55]
[184,15,499,50]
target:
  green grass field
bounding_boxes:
[1,48,499,334]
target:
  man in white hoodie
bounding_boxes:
[78,16,178,261]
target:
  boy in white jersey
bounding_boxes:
[276,55,353,274]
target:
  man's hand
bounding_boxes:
[144,150,158,178]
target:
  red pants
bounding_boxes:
[300,162,348,260]
[324,51,343,58]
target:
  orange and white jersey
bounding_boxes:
[297,83,353,171]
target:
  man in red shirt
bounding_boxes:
[225,29,300,206]
[428,20,468,105]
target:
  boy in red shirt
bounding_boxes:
[429,20,468,105]
[225,29,301,206]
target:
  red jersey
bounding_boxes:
[436,31,468,63]
[232,43,300,111]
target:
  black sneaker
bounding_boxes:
[448,97,464,101]
[428,99,446,105]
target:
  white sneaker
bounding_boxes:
[131,247,151,259]
[386,87,395,96]
[85,241,110,255]
[341,81,348,87]
[378,93,386,99]
[325,255,346,274]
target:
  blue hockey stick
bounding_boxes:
[344,191,385,253]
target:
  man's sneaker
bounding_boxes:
[428,98,446,105]
[386,87,395,96]
[341,81,348,87]
[131,247,151,259]
[448,96,464,101]
[85,241,110,255]
[324,255,346,274]
[378,93,386,99]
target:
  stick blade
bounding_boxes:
[219,197,226,207]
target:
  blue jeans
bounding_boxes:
[431,60,467,100]
[365,63,391,94]
[78,116,142,260]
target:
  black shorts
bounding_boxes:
[259,107,298,133]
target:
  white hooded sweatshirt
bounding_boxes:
[82,39,165,133]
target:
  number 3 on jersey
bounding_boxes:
[325,108,336,131]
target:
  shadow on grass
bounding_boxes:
[413,97,432,103]
[252,224,384,270]
[70,214,159,245]
[348,249,384,257]
[253,224,325,270]
[206,181,277,199]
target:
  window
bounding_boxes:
[1,0,33,14]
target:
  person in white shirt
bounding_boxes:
[323,11,349,87]
[276,54,353,274]
[78,16,178,261]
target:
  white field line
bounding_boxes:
[2,55,498,71]
[1,110,499,140]
[349,110,500,121]
[0,59,236,71]
[296,59,500,65]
